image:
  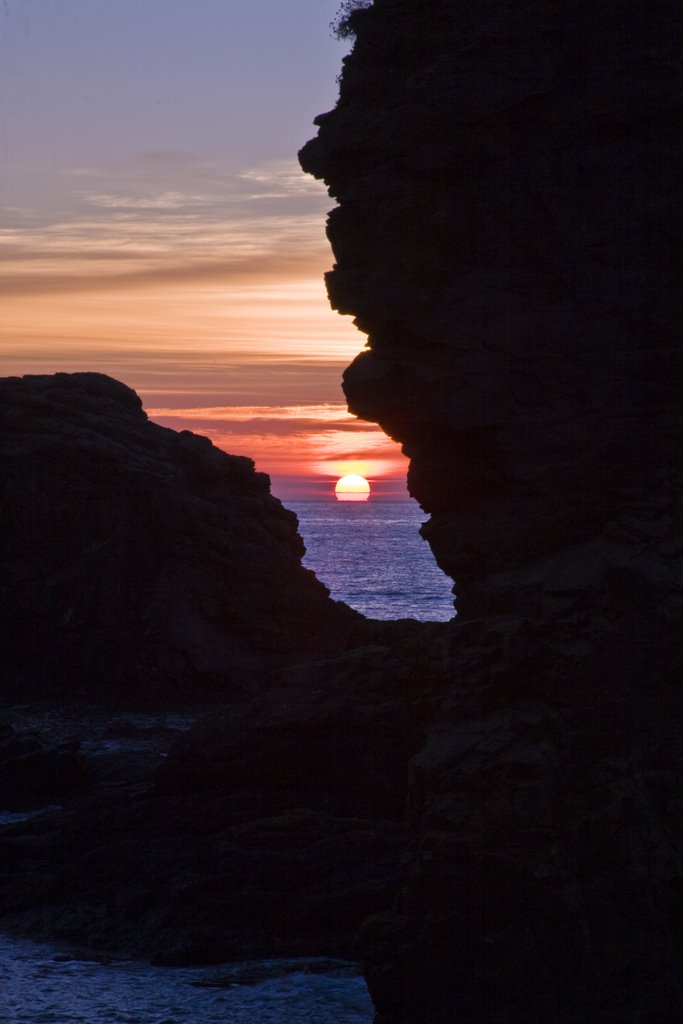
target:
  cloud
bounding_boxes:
[239,158,324,199]
[1,154,334,298]
[146,403,358,423]
[0,210,332,296]
[147,403,375,440]
[137,149,199,165]
[147,402,406,483]
[84,191,215,210]
[146,404,382,443]
[64,166,105,178]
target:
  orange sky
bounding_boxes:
[0,162,409,500]
[149,403,407,501]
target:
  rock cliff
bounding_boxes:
[301,1,683,1020]
[0,372,354,699]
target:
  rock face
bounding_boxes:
[0,372,354,699]
[0,722,87,811]
[301,2,683,1021]
[0,625,452,964]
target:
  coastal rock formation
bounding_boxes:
[301,1,683,1020]
[0,372,355,699]
[0,625,452,963]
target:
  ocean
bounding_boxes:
[291,499,455,621]
[1,937,373,1023]
[1,499,452,1022]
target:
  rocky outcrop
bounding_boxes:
[301,1,683,1020]
[0,625,452,963]
[0,722,86,811]
[0,372,355,699]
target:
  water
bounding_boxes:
[0,937,373,1024]
[291,499,455,621]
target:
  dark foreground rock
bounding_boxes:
[0,721,87,810]
[0,372,356,700]
[0,624,452,964]
[301,1,683,1021]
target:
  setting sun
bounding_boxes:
[335,474,370,502]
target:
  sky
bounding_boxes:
[0,0,409,500]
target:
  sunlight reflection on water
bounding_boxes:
[291,499,455,621]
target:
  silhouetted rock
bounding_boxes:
[0,723,86,811]
[0,627,452,962]
[302,1,683,1020]
[0,372,356,700]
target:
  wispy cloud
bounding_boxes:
[64,166,107,178]
[0,210,331,297]
[1,155,333,298]
[147,403,359,423]
[147,402,405,485]
[240,158,324,199]
[83,191,215,210]
[136,149,202,166]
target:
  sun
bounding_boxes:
[335,474,371,502]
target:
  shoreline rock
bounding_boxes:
[0,625,454,964]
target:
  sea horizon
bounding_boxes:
[291,499,455,621]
